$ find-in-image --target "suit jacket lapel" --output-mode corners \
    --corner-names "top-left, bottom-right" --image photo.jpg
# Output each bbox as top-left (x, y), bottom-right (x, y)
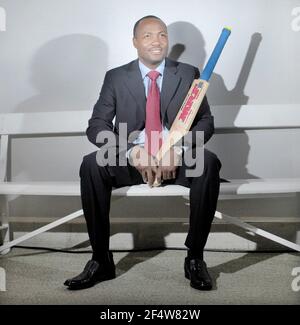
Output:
top-left (125, 60), bottom-right (146, 120)
top-left (161, 58), bottom-right (181, 121)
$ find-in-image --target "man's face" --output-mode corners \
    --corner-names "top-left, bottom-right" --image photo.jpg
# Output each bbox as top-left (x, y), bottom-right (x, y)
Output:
top-left (133, 18), bottom-right (169, 69)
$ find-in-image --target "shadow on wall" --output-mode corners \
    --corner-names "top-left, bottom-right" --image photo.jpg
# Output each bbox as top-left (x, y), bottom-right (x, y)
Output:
top-left (16, 34), bottom-right (108, 112)
top-left (168, 21), bottom-right (262, 179)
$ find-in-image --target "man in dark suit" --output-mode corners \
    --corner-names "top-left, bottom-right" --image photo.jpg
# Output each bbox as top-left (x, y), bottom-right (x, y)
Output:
top-left (64, 15), bottom-right (221, 291)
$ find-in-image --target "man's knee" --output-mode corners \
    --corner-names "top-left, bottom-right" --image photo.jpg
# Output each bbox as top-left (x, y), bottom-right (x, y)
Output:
top-left (182, 148), bottom-right (221, 178)
top-left (204, 150), bottom-right (222, 172)
top-left (79, 151), bottom-right (98, 177)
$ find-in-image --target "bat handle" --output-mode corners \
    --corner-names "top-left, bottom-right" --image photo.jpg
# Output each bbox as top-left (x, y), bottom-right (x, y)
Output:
top-left (151, 135), bottom-right (184, 187)
top-left (152, 178), bottom-right (161, 187)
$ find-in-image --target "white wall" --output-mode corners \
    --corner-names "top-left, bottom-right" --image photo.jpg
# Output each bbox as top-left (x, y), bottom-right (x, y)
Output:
top-left (1, 0), bottom-right (300, 112)
top-left (1, 0), bottom-right (300, 220)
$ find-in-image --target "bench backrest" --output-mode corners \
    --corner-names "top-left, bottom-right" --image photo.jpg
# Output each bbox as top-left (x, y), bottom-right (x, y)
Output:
top-left (1, 104), bottom-right (300, 182)
top-left (0, 111), bottom-right (89, 136)
top-left (1, 104), bottom-right (300, 136)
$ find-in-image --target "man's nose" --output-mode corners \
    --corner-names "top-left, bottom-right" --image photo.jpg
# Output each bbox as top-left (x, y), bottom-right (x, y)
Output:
top-left (151, 35), bottom-right (160, 44)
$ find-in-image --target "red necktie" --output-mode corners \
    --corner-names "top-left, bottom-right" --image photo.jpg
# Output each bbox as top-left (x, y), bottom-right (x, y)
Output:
top-left (145, 71), bottom-right (162, 157)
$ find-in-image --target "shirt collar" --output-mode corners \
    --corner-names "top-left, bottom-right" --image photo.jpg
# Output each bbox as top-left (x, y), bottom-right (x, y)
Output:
top-left (138, 59), bottom-right (165, 79)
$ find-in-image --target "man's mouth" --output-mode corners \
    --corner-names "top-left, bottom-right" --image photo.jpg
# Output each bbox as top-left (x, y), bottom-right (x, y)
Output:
top-left (150, 48), bottom-right (162, 54)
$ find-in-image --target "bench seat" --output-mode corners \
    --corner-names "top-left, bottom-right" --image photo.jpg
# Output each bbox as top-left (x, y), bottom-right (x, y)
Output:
top-left (0, 178), bottom-right (300, 196)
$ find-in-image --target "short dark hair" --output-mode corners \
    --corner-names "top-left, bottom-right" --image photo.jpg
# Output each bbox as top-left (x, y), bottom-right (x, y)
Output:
top-left (133, 15), bottom-right (165, 37)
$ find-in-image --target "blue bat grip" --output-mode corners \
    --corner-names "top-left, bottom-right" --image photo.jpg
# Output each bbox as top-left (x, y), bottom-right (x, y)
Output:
top-left (201, 28), bottom-right (231, 82)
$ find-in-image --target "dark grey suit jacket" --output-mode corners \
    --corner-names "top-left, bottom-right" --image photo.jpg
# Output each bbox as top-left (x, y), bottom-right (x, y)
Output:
top-left (87, 58), bottom-right (214, 155)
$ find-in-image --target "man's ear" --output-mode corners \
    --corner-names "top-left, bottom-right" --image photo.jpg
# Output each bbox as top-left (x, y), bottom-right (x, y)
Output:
top-left (132, 37), bottom-right (137, 49)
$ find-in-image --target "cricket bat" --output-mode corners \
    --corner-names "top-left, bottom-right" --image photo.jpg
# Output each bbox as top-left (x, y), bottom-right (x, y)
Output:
top-left (153, 27), bottom-right (231, 186)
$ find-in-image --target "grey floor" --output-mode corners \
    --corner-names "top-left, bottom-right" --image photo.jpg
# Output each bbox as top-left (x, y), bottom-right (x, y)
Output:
top-left (0, 248), bottom-right (299, 305)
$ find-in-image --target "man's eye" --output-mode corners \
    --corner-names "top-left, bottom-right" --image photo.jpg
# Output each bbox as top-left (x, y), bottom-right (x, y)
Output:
top-left (144, 34), bottom-right (150, 38)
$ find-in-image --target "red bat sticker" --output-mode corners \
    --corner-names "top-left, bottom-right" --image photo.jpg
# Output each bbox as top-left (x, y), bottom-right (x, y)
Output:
top-left (178, 83), bottom-right (201, 123)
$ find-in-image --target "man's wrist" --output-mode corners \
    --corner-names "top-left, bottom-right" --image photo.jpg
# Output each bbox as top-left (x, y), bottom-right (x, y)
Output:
top-left (126, 147), bottom-right (134, 160)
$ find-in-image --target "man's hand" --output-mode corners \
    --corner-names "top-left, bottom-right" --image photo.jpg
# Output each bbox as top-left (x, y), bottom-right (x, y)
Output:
top-left (155, 147), bottom-right (182, 184)
top-left (129, 145), bottom-right (158, 187)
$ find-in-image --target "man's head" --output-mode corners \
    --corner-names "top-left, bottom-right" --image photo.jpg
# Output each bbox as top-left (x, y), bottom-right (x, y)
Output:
top-left (133, 15), bottom-right (169, 69)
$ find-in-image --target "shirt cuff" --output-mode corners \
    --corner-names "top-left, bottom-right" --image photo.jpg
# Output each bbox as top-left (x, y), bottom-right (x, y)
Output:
top-left (126, 147), bottom-right (134, 159)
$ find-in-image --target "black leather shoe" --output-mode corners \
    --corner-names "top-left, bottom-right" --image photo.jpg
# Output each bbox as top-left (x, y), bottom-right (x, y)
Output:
top-left (64, 252), bottom-right (116, 290)
top-left (184, 257), bottom-right (213, 291)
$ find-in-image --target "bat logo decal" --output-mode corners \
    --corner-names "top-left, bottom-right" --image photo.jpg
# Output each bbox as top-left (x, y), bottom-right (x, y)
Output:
top-left (178, 83), bottom-right (201, 123)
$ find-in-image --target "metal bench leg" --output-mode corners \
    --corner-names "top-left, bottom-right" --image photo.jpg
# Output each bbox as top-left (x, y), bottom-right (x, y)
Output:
top-left (0, 209), bottom-right (83, 253)
top-left (0, 224), bottom-right (10, 255)
top-left (0, 195), bottom-right (10, 255)
top-left (215, 211), bottom-right (300, 252)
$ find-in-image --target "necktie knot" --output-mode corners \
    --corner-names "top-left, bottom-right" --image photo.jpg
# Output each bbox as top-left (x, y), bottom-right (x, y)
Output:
top-left (147, 70), bottom-right (160, 81)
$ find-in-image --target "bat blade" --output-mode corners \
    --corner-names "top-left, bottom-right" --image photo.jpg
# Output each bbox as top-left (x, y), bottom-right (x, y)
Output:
top-left (152, 27), bottom-right (231, 186)
top-left (155, 79), bottom-right (209, 162)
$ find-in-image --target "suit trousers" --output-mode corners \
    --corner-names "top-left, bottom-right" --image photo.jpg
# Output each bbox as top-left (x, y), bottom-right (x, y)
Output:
top-left (79, 147), bottom-right (222, 261)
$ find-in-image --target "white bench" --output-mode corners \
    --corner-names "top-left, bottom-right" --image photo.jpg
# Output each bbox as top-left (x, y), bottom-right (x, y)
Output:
top-left (1, 106), bottom-right (300, 254)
